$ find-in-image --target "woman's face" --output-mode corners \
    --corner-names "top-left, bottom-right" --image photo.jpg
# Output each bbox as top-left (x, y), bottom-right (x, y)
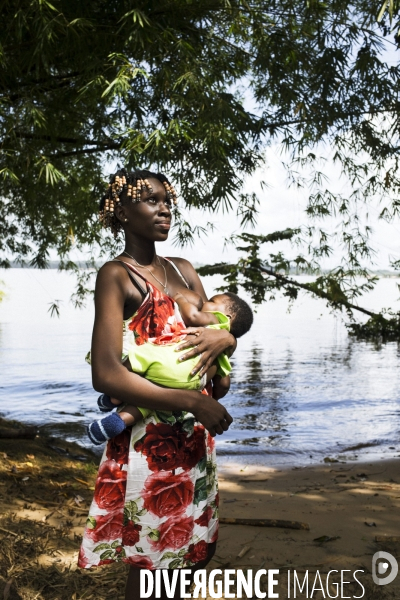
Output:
top-left (119, 177), bottom-right (172, 242)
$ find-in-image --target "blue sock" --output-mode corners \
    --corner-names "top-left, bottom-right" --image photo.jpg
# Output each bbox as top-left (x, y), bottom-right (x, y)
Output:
top-left (87, 412), bottom-right (126, 445)
top-left (97, 394), bottom-right (115, 413)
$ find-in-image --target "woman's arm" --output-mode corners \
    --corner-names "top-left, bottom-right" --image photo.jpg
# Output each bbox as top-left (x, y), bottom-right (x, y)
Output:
top-left (91, 262), bottom-right (233, 436)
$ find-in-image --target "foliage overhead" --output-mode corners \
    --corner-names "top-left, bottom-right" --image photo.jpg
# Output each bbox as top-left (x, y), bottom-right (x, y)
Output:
top-left (1, 0), bottom-right (400, 337)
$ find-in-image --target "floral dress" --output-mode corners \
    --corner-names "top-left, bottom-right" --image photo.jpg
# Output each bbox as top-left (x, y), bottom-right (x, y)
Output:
top-left (78, 266), bottom-right (219, 570)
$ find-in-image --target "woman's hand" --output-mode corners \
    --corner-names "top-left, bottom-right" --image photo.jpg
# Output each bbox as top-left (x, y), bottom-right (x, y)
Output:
top-left (188, 390), bottom-right (233, 437)
top-left (175, 327), bottom-right (236, 377)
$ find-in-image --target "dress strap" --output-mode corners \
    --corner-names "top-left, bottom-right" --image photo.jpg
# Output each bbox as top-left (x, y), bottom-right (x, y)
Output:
top-left (113, 260), bottom-right (147, 296)
top-left (163, 257), bottom-right (190, 289)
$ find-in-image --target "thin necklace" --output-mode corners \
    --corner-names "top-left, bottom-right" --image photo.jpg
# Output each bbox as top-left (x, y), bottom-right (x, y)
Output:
top-left (122, 250), bottom-right (169, 294)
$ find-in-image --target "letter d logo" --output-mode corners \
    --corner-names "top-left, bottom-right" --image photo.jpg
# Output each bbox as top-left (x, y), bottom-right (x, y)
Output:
top-left (372, 551), bottom-right (398, 586)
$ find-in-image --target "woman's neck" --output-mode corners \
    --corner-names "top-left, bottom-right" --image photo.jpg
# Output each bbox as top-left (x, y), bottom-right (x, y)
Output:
top-left (122, 237), bottom-right (157, 266)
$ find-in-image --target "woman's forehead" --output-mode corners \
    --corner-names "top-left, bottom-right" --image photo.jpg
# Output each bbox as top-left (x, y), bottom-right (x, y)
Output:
top-left (147, 178), bottom-right (165, 193)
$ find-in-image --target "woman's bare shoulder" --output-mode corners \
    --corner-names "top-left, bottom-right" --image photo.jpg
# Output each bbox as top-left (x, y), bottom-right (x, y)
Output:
top-left (165, 256), bottom-right (207, 298)
top-left (95, 260), bottom-right (128, 290)
top-left (166, 256), bottom-right (196, 274)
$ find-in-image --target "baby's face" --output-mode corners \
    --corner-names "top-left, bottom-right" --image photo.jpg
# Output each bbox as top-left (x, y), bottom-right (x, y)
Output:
top-left (203, 294), bottom-right (232, 318)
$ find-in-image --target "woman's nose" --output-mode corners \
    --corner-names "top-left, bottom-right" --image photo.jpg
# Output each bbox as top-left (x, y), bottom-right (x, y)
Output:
top-left (158, 200), bottom-right (171, 214)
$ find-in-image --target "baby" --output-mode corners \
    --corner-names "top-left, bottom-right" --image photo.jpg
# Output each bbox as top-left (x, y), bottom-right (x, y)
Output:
top-left (87, 290), bottom-right (253, 444)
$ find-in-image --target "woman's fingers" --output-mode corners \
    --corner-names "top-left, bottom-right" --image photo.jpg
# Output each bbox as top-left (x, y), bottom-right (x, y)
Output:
top-left (196, 355), bottom-right (214, 377)
top-left (220, 419), bottom-right (230, 431)
top-left (175, 331), bottom-right (202, 352)
top-left (224, 411), bottom-right (233, 425)
top-left (214, 423), bottom-right (224, 436)
top-left (191, 394), bottom-right (232, 437)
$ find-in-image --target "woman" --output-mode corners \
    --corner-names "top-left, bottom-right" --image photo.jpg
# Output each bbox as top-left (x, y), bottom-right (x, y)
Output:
top-left (78, 169), bottom-right (235, 599)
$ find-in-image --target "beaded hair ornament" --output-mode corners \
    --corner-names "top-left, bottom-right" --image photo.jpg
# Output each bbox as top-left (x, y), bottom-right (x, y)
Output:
top-left (99, 170), bottom-right (178, 237)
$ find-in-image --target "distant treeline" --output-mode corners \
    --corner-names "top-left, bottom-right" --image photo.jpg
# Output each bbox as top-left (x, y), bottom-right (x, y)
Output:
top-left (4, 262), bottom-right (400, 279)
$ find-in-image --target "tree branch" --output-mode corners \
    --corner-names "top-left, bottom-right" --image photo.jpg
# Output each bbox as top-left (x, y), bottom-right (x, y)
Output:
top-left (260, 265), bottom-right (378, 318)
top-left (49, 143), bottom-right (122, 158)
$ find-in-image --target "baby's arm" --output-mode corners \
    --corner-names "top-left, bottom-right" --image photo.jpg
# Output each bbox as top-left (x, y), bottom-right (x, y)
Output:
top-left (174, 292), bottom-right (219, 327)
top-left (212, 374), bottom-right (231, 400)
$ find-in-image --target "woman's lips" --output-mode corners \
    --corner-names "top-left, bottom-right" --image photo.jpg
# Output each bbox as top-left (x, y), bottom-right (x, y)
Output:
top-left (156, 222), bottom-right (171, 230)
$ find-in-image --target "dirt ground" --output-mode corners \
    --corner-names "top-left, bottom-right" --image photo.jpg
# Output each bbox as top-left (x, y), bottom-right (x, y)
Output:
top-left (0, 417), bottom-right (399, 599)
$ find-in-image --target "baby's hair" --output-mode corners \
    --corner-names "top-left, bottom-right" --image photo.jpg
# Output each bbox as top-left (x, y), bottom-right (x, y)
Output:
top-left (99, 168), bottom-right (177, 237)
top-left (223, 292), bottom-right (253, 338)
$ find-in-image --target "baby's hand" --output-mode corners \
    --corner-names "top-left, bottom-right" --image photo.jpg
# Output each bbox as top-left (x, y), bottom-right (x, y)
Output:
top-left (173, 291), bottom-right (186, 301)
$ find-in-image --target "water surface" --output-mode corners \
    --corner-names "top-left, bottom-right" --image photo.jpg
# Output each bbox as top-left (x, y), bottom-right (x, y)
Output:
top-left (1, 268), bottom-right (399, 466)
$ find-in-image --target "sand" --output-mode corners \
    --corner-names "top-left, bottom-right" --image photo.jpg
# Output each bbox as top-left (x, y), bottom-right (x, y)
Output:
top-left (0, 418), bottom-right (399, 599)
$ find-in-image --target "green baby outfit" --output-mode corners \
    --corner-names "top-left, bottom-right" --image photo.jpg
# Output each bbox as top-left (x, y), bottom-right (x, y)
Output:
top-left (129, 311), bottom-right (231, 419)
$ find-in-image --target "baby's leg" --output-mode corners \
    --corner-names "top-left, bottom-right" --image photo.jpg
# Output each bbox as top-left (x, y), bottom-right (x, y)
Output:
top-left (87, 405), bottom-right (144, 446)
top-left (97, 394), bottom-right (122, 412)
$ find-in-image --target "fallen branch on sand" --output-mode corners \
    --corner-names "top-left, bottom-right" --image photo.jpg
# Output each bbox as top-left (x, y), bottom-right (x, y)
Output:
top-left (219, 517), bottom-right (310, 530)
top-left (0, 426), bottom-right (37, 439)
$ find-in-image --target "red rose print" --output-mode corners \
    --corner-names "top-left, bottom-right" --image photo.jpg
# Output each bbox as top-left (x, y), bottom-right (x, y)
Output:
top-left (210, 524), bottom-right (219, 544)
top-left (126, 555), bottom-right (154, 569)
top-left (150, 516), bottom-right (194, 552)
top-left (86, 510), bottom-right (124, 543)
top-left (134, 422), bottom-right (183, 471)
top-left (207, 431), bottom-right (215, 452)
top-left (94, 460), bottom-right (127, 510)
top-left (98, 558), bottom-right (114, 565)
top-left (106, 428), bottom-right (131, 464)
top-left (195, 506), bottom-right (213, 527)
top-left (142, 471), bottom-right (194, 518)
top-left (184, 540), bottom-right (208, 563)
top-left (122, 521), bottom-right (142, 546)
top-left (128, 286), bottom-right (176, 345)
top-left (135, 422), bottom-right (207, 472)
top-left (180, 426), bottom-right (206, 470)
top-left (77, 547), bottom-right (89, 568)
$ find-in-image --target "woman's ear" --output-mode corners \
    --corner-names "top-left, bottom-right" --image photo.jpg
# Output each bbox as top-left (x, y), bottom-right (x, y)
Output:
top-left (114, 202), bottom-right (128, 225)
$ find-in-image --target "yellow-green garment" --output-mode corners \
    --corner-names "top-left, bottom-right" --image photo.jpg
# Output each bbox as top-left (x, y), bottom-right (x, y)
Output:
top-left (129, 311), bottom-right (231, 418)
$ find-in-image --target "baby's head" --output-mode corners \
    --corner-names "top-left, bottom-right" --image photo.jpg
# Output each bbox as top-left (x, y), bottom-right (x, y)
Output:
top-left (204, 292), bottom-right (253, 338)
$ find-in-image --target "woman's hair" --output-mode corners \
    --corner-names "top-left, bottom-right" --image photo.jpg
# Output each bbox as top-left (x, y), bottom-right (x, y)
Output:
top-left (99, 168), bottom-right (177, 236)
top-left (223, 292), bottom-right (254, 338)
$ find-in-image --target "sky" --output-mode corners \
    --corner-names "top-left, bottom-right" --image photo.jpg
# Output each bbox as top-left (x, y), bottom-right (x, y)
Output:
top-left (151, 143), bottom-right (400, 272)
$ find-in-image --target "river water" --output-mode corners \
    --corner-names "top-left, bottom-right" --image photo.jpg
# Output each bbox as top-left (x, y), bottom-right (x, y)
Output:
top-left (1, 268), bottom-right (400, 467)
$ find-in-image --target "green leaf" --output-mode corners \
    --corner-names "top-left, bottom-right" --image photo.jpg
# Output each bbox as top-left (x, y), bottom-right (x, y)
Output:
top-left (194, 476), bottom-right (208, 506)
top-left (148, 529), bottom-right (160, 541)
top-left (94, 543), bottom-right (111, 553)
top-left (86, 516), bottom-right (96, 529)
top-left (377, 0), bottom-right (389, 22)
top-left (99, 549), bottom-right (115, 560)
top-left (168, 558), bottom-right (183, 569)
top-left (182, 418), bottom-right (195, 435)
top-left (111, 540), bottom-right (122, 549)
top-left (156, 411), bottom-right (176, 425)
top-left (124, 500), bottom-right (138, 518)
top-left (161, 552), bottom-right (178, 560)
top-left (197, 455), bottom-right (207, 473)
top-left (136, 546), bottom-right (144, 553)
top-left (48, 301), bottom-right (61, 318)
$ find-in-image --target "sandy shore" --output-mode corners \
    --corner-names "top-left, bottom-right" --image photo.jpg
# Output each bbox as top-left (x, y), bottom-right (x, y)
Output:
top-left (215, 460), bottom-right (400, 596)
top-left (0, 418), bottom-right (399, 599)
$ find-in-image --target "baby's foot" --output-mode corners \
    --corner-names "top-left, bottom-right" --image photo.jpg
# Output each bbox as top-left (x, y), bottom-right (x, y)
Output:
top-left (87, 413), bottom-right (126, 445)
top-left (97, 394), bottom-right (121, 412)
